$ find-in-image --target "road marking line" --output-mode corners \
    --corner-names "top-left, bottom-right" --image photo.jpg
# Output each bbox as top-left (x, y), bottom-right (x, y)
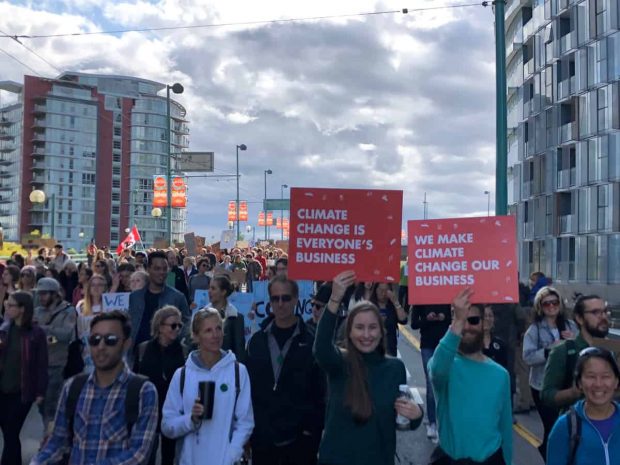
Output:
top-left (400, 325), bottom-right (543, 450)
top-left (397, 349), bottom-right (412, 381)
top-left (513, 422), bottom-right (542, 448)
top-left (399, 324), bottom-right (421, 351)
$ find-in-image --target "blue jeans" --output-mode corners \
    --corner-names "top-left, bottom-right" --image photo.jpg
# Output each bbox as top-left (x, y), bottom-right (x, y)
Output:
top-left (420, 347), bottom-right (436, 425)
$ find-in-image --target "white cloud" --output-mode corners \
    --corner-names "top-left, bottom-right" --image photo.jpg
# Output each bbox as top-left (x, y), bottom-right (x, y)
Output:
top-left (0, 0), bottom-right (497, 239)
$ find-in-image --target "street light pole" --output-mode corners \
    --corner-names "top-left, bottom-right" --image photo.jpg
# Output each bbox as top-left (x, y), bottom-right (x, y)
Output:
top-left (264, 169), bottom-right (272, 241)
top-left (236, 144), bottom-right (247, 241)
top-left (166, 82), bottom-right (184, 246)
top-left (50, 193), bottom-right (55, 239)
top-left (280, 184), bottom-right (288, 240)
top-left (484, 190), bottom-right (491, 216)
top-left (494, 0), bottom-right (508, 215)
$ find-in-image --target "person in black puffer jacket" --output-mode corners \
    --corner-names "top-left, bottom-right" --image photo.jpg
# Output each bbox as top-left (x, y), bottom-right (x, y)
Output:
top-left (134, 305), bottom-right (186, 465)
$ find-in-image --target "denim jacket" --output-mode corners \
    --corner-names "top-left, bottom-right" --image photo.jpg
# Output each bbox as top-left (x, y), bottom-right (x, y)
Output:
top-left (523, 318), bottom-right (578, 390)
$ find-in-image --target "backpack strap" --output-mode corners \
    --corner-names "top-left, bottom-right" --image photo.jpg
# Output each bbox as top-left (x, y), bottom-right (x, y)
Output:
top-left (567, 406), bottom-right (582, 465)
top-left (65, 374), bottom-right (90, 438)
top-left (125, 374), bottom-right (149, 435)
top-left (229, 361), bottom-right (240, 442)
top-left (564, 339), bottom-right (578, 389)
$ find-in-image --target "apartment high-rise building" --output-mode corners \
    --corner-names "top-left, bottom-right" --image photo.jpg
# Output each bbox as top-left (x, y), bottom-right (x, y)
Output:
top-left (506, 0), bottom-right (620, 306)
top-left (0, 72), bottom-right (189, 251)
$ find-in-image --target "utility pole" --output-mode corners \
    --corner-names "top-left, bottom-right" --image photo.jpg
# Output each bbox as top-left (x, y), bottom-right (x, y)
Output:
top-left (423, 192), bottom-right (428, 220)
top-left (494, 0), bottom-right (508, 215)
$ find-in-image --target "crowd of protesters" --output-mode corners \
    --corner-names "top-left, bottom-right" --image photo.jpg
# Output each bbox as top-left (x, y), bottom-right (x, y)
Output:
top-left (0, 242), bottom-right (618, 465)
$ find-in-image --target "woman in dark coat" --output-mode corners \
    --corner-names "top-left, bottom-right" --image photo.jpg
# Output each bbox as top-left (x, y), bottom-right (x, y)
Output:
top-left (0, 291), bottom-right (48, 465)
top-left (134, 305), bottom-right (186, 465)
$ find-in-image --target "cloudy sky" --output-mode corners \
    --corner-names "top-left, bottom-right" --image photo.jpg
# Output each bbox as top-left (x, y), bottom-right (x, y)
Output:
top-left (0, 0), bottom-right (498, 242)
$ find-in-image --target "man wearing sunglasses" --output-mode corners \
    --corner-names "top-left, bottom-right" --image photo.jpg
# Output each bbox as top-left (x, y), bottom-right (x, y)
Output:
top-left (541, 294), bottom-right (610, 410)
top-left (305, 284), bottom-right (331, 338)
top-left (428, 289), bottom-right (513, 465)
top-left (32, 311), bottom-right (158, 465)
top-left (245, 275), bottom-right (324, 465)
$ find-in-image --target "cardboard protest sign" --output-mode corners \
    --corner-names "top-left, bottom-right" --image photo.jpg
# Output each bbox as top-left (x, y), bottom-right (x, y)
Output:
top-left (102, 292), bottom-right (130, 311)
top-left (184, 232), bottom-right (198, 256)
top-left (153, 238), bottom-right (169, 249)
top-left (220, 230), bottom-right (235, 250)
top-left (288, 187), bottom-right (403, 282)
top-left (407, 216), bottom-right (518, 305)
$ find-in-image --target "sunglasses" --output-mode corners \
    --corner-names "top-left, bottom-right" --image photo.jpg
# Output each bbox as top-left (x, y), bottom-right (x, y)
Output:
top-left (270, 294), bottom-right (293, 303)
top-left (312, 301), bottom-right (325, 309)
top-left (161, 323), bottom-right (183, 330)
top-left (541, 299), bottom-right (560, 308)
top-left (88, 334), bottom-right (121, 347)
top-left (466, 316), bottom-right (481, 325)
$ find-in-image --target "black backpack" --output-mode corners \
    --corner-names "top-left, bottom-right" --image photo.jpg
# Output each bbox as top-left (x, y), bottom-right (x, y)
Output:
top-left (63, 373), bottom-right (157, 463)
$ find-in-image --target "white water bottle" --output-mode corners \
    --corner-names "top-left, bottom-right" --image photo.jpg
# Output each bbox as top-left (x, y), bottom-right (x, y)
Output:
top-left (396, 384), bottom-right (412, 430)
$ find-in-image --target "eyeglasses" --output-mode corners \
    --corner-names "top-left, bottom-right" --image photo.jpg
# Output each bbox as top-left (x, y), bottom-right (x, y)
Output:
top-left (270, 294), bottom-right (293, 303)
top-left (88, 334), bottom-right (121, 347)
top-left (541, 299), bottom-right (560, 308)
top-left (161, 323), bottom-right (183, 331)
top-left (466, 316), bottom-right (481, 325)
top-left (583, 308), bottom-right (612, 318)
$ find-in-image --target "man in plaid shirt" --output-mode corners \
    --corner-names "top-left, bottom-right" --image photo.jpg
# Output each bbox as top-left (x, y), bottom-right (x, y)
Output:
top-left (31, 311), bottom-right (158, 465)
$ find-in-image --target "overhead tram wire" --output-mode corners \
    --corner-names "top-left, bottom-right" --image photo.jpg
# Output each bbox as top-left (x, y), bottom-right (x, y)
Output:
top-left (1, 3), bottom-right (490, 40)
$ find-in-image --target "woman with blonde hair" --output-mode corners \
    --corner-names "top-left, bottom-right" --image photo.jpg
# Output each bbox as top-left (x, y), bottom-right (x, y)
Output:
top-left (134, 305), bottom-right (186, 465)
top-left (76, 274), bottom-right (109, 373)
top-left (162, 308), bottom-right (254, 465)
top-left (523, 286), bottom-right (578, 459)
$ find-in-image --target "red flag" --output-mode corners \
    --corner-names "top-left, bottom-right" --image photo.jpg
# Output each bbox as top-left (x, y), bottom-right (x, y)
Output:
top-left (116, 226), bottom-right (142, 255)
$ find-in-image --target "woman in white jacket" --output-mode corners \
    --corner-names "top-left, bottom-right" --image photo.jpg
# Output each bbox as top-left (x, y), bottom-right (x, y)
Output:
top-left (162, 308), bottom-right (254, 465)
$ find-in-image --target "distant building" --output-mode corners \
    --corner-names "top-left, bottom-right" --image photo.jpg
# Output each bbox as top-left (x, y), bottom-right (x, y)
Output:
top-left (0, 72), bottom-right (189, 251)
top-left (506, 0), bottom-right (620, 307)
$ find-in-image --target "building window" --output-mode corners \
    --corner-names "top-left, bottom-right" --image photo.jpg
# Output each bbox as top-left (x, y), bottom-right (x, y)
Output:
top-left (112, 205), bottom-right (120, 215)
top-left (111, 232), bottom-right (119, 242)
top-left (114, 127), bottom-right (121, 137)
top-left (113, 140), bottom-right (121, 150)
top-left (112, 166), bottom-right (121, 176)
top-left (112, 192), bottom-right (120, 201)
top-left (112, 179), bottom-right (121, 189)
top-left (113, 152), bottom-right (121, 163)
top-left (111, 218), bottom-right (119, 227)
top-left (82, 173), bottom-right (96, 185)
top-left (597, 184), bottom-right (609, 230)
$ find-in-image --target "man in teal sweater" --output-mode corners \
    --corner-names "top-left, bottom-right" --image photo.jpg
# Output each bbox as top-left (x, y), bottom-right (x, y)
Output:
top-left (429, 289), bottom-right (512, 465)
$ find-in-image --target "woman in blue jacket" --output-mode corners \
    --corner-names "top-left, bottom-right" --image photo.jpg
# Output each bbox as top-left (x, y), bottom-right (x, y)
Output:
top-left (547, 346), bottom-right (620, 465)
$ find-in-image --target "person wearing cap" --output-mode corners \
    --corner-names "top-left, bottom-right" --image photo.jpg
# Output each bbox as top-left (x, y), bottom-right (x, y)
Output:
top-left (33, 277), bottom-right (77, 431)
top-left (306, 284), bottom-right (331, 338)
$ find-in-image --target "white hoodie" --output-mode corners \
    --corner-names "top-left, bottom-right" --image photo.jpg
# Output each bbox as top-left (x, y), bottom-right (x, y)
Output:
top-left (161, 350), bottom-right (254, 465)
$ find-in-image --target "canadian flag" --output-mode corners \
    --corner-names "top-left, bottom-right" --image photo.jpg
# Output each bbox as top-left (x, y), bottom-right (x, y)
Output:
top-left (116, 226), bottom-right (141, 255)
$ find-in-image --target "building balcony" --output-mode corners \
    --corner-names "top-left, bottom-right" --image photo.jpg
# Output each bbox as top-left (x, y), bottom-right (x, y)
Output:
top-left (523, 20), bottom-right (536, 41)
top-left (0, 130), bottom-right (14, 141)
top-left (557, 77), bottom-right (576, 101)
top-left (559, 122), bottom-right (577, 143)
top-left (524, 58), bottom-right (535, 79)
top-left (0, 196), bottom-right (12, 203)
top-left (0, 207), bottom-right (12, 217)
top-left (32, 118), bottom-right (46, 128)
top-left (559, 214), bottom-right (576, 234)
top-left (557, 168), bottom-right (576, 189)
top-left (31, 133), bottom-right (46, 142)
top-left (30, 174), bottom-right (45, 184)
top-left (32, 147), bottom-right (46, 157)
top-left (31, 161), bottom-right (46, 170)
top-left (32, 104), bottom-right (46, 114)
top-left (560, 32), bottom-right (577, 55)
top-left (0, 144), bottom-right (16, 153)
top-left (0, 116), bottom-right (13, 126)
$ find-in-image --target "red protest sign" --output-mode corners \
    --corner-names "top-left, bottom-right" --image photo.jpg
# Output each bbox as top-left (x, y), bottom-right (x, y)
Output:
top-left (288, 187), bottom-right (403, 282)
top-left (407, 216), bottom-right (518, 305)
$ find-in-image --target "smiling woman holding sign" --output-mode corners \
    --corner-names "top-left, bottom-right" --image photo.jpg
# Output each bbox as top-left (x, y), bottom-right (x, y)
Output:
top-left (314, 271), bottom-right (422, 465)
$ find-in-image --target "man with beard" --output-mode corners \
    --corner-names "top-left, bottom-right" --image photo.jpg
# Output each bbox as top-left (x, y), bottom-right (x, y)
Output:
top-left (541, 294), bottom-right (610, 410)
top-left (428, 289), bottom-right (512, 465)
top-left (31, 311), bottom-right (158, 465)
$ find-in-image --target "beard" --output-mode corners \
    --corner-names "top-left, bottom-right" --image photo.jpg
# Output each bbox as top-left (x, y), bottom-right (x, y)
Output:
top-left (585, 320), bottom-right (609, 338)
top-left (459, 330), bottom-right (484, 354)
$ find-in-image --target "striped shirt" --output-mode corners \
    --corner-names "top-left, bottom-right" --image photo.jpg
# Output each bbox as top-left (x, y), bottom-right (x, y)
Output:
top-left (32, 365), bottom-right (158, 465)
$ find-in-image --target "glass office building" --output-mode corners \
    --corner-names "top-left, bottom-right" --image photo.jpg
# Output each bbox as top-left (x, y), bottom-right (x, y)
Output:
top-left (0, 73), bottom-right (189, 251)
top-left (506, 0), bottom-right (620, 310)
